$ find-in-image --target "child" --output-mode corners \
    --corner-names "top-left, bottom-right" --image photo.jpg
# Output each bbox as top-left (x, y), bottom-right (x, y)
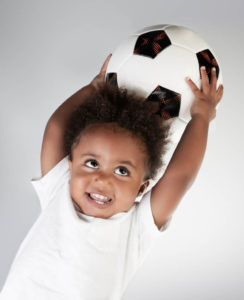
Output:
top-left (0, 54), bottom-right (223, 300)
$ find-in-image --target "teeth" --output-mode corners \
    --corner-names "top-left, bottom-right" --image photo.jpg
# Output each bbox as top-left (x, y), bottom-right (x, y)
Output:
top-left (89, 193), bottom-right (111, 203)
top-left (95, 200), bottom-right (106, 205)
top-left (91, 193), bottom-right (109, 200)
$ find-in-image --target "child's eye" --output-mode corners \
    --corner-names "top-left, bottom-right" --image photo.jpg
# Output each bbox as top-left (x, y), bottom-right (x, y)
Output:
top-left (114, 166), bottom-right (130, 176)
top-left (85, 159), bottom-right (99, 169)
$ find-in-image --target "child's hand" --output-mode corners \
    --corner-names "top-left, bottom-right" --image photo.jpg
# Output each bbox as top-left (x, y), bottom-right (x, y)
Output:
top-left (186, 66), bottom-right (224, 122)
top-left (90, 54), bottom-right (112, 90)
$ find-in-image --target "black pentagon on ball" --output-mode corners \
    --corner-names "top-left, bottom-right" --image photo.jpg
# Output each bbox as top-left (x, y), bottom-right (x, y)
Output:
top-left (197, 49), bottom-right (220, 81)
top-left (134, 30), bottom-right (171, 59)
top-left (147, 85), bottom-right (181, 119)
top-left (106, 72), bottom-right (118, 87)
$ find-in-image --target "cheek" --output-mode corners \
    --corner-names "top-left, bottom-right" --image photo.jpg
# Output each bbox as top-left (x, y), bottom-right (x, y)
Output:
top-left (71, 166), bottom-right (91, 180)
top-left (116, 180), bottom-right (140, 200)
top-left (69, 170), bottom-right (88, 193)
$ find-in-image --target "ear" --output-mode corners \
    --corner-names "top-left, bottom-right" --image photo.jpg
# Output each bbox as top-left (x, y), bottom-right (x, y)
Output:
top-left (137, 180), bottom-right (150, 196)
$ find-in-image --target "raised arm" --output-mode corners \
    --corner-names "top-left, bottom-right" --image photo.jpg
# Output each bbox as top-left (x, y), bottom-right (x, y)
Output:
top-left (151, 67), bottom-right (224, 229)
top-left (40, 54), bottom-right (112, 176)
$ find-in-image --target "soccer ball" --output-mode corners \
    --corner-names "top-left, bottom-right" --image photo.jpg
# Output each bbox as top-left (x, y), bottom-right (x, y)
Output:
top-left (105, 24), bottom-right (223, 127)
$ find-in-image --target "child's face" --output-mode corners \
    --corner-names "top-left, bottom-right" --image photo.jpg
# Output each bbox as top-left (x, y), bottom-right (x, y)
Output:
top-left (68, 123), bottom-right (149, 219)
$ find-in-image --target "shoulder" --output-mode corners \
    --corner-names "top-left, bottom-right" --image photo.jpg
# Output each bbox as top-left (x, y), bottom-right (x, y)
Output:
top-left (31, 156), bottom-right (70, 210)
top-left (136, 191), bottom-right (171, 233)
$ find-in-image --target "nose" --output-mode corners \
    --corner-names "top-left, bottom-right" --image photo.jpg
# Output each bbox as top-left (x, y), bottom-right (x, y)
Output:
top-left (93, 170), bottom-right (112, 187)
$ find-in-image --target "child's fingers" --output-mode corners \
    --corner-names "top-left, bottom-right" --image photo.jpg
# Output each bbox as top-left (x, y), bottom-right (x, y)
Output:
top-left (216, 84), bottom-right (224, 103)
top-left (210, 67), bottom-right (217, 91)
top-left (100, 53), bottom-right (112, 75)
top-left (200, 66), bottom-right (210, 93)
top-left (185, 77), bottom-right (200, 95)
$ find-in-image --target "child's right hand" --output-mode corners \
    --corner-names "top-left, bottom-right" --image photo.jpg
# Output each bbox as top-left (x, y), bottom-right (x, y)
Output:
top-left (186, 66), bottom-right (224, 123)
top-left (90, 54), bottom-right (112, 90)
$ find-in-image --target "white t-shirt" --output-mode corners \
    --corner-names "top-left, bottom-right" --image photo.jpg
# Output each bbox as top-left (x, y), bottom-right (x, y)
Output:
top-left (0, 156), bottom-right (170, 300)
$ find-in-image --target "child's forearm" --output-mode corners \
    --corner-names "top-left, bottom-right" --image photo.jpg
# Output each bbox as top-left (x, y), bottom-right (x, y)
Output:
top-left (40, 83), bottom-right (97, 176)
top-left (46, 55), bottom-right (111, 132)
top-left (151, 68), bottom-right (222, 227)
top-left (48, 83), bottom-right (95, 130)
top-left (165, 115), bottom-right (209, 188)
top-left (48, 55), bottom-right (112, 131)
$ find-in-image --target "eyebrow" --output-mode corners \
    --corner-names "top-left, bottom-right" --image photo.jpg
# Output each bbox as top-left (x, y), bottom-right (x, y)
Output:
top-left (81, 153), bottom-right (100, 158)
top-left (80, 153), bottom-right (137, 170)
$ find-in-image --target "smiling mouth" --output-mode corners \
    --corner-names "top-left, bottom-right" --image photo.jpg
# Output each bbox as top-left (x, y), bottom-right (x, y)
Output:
top-left (87, 193), bottom-right (113, 205)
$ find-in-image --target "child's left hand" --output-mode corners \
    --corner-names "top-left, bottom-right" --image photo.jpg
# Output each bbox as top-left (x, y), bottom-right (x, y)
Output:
top-left (186, 66), bottom-right (224, 122)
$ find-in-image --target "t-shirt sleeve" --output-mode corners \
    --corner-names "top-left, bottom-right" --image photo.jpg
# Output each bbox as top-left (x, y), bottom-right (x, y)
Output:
top-left (30, 156), bottom-right (70, 210)
top-left (135, 190), bottom-right (171, 262)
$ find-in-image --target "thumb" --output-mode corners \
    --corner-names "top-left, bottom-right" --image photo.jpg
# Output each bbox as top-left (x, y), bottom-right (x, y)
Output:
top-left (216, 84), bottom-right (224, 103)
top-left (100, 53), bottom-right (112, 75)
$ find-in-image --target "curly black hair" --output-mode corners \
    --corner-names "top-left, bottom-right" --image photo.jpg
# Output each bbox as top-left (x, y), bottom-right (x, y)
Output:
top-left (64, 82), bottom-right (170, 179)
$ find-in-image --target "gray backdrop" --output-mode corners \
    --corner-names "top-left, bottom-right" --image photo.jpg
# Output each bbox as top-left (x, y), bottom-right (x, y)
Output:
top-left (1, 0), bottom-right (244, 299)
